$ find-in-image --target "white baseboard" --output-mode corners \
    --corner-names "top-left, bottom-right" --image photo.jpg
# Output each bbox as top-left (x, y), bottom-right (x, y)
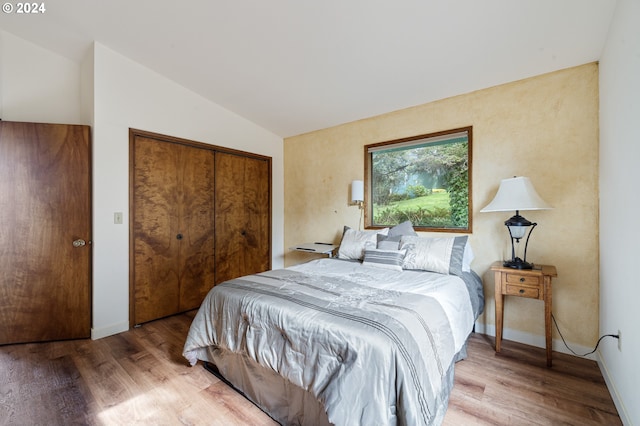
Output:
top-left (473, 322), bottom-right (597, 361)
top-left (91, 321), bottom-right (129, 340)
top-left (597, 353), bottom-right (631, 426)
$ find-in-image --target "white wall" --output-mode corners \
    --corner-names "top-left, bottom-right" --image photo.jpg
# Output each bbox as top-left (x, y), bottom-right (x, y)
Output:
top-left (598, 0), bottom-right (640, 424)
top-left (90, 43), bottom-right (284, 338)
top-left (0, 30), bottom-right (82, 124)
top-left (0, 31), bottom-right (284, 340)
top-left (79, 43), bottom-right (94, 126)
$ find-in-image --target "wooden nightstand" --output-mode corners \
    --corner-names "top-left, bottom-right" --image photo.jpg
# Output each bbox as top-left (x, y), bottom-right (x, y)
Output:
top-left (491, 261), bottom-right (557, 367)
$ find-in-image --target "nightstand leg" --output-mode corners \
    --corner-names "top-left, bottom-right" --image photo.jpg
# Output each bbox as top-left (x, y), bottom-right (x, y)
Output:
top-left (494, 271), bottom-right (504, 352)
top-left (544, 276), bottom-right (553, 367)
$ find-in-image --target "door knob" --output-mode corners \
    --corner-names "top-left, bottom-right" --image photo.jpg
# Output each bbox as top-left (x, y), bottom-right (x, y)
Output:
top-left (73, 239), bottom-right (86, 247)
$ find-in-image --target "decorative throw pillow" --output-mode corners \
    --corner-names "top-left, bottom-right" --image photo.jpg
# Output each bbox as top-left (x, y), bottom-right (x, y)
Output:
top-left (400, 235), bottom-right (469, 275)
top-left (337, 226), bottom-right (389, 260)
top-left (362, 248), bottom-right (407, 271)
top-left (387, 220), bottom-right (418, 238)
top-left (376, 234), bottom-right (402, 250)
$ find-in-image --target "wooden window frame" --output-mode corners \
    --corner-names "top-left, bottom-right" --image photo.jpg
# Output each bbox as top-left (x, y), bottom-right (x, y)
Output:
top-left (364, 126), bottom-right (472, 233)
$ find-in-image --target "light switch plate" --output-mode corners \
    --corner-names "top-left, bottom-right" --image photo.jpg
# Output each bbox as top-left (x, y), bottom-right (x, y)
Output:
top-left (114, 212), bottom-right (123, 224)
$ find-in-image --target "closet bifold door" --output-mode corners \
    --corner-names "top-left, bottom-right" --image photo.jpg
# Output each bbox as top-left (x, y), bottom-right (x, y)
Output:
top-left (214, 151), bottom-right (271, 284)
top-left (131, 134), bottom-right (215, 325)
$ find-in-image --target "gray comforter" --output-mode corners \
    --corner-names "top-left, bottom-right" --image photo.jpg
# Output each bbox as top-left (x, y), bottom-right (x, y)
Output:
top-left (183, 259), bottom-right (483, 425)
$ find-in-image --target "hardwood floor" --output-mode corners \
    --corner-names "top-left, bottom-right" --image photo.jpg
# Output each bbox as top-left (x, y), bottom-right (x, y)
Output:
top-left (0, 311), bottom-right (620, 425)
top-left (445, 334), bottom-right (621, 425)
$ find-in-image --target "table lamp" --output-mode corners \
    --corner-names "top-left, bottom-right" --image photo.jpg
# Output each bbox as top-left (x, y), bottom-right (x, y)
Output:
top-left (481, 176), bottom-right (552, 269)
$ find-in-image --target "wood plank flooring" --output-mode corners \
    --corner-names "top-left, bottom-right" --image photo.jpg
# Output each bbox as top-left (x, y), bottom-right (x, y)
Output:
top-left (0, 311), bottom-right (621, 425)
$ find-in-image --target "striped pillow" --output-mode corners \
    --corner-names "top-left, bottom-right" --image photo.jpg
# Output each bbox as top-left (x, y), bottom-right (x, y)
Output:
top-left (362, 248), bottom-right (407, 271)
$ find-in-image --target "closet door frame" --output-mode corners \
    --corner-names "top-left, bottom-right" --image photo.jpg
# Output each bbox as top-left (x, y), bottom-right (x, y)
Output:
top-left (128, 128), bottom-right (272, 328)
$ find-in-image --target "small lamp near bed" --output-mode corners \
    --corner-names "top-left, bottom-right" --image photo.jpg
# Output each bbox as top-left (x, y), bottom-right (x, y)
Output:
top-left (351, 180), bottom-right (365, 231)
top-left (351, 180), bottom-right (364, 209)
top-left (481, 176), bottom-right (552, 269)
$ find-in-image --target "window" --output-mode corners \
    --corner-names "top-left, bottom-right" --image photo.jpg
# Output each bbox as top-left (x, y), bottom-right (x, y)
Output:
top-left (365, 127), bottom-right (472, 233)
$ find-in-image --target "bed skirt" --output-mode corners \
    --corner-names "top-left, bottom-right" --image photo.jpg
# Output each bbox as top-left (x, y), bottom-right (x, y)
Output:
top-left (203, 340), bottom-right (467, 426)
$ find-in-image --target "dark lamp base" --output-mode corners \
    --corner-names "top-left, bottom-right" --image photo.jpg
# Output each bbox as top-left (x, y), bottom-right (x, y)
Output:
top-left (503, 258), bottom-right (534, 270)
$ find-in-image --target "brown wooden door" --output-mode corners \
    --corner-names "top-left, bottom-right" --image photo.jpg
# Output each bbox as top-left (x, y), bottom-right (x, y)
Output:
top-left (131, 135), bottom-right (215, 325)
top-left (215, 152), bottom-right (271, 284)
top-left (0, 121), bottom-right (92, 345)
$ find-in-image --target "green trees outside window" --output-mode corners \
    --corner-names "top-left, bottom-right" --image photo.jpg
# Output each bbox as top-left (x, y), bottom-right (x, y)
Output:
top-left (365, 127), bottom-right (472, 232)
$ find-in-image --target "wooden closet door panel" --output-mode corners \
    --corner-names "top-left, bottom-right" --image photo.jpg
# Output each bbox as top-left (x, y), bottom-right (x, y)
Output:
top-left (0, 122), bottom-right (91, 344)
top-left (214, 153), bottom-right (245, 284)
top-left (133, 135), bottom-right (216, 324)
top-left (243, 156), bottom-right (271, 274)
top-left (215, 152), bottom-right (270, 284)
top-left (177, 145), bottom-right (215, 312)
top-left (133, 137), bottom-right (182, 324)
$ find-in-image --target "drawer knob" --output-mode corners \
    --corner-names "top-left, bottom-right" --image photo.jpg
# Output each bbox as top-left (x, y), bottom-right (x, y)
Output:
top-left (519, 289), bottom-right (525, 294)
top-left (520, 277), bottom-right (525, 282)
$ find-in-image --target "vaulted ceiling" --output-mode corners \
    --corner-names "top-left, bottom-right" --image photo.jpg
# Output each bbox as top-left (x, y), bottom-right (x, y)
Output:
top-left (0, 0), bottom-right (617, 137)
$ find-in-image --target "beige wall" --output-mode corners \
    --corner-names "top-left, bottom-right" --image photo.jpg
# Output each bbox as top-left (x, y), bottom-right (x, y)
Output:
top-left (284, 63), bottom-right (599, 350)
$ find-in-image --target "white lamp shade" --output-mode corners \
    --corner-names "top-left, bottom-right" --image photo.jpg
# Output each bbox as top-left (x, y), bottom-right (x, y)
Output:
top-left (481, 177), bottom-right (552, 212)
top-left (351, 180), bottom-right (364, 203)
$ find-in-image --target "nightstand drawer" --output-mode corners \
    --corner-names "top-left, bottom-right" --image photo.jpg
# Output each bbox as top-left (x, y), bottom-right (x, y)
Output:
top-left (505, 284), bottom-right (540, 298)
top-left (505, 273), bottom-right (541, 287)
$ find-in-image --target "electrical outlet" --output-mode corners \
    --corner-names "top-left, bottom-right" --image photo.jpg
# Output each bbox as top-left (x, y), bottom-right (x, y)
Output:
top-left (618, 330), bottom-right (622, 352)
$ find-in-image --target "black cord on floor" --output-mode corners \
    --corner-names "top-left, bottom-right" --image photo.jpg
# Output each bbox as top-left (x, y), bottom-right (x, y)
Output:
top-left (551, 313), bottom-right (618, 357)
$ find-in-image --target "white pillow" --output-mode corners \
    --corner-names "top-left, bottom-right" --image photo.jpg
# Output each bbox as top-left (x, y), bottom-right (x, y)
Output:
top-left (400, 236), bottom-right (454, 274)
top-left (338, 227), bottom-right (389, 260)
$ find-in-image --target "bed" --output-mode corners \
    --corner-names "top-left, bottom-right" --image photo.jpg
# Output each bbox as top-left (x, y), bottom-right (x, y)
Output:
top-left (183, 227), bottom-right (484, 426)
